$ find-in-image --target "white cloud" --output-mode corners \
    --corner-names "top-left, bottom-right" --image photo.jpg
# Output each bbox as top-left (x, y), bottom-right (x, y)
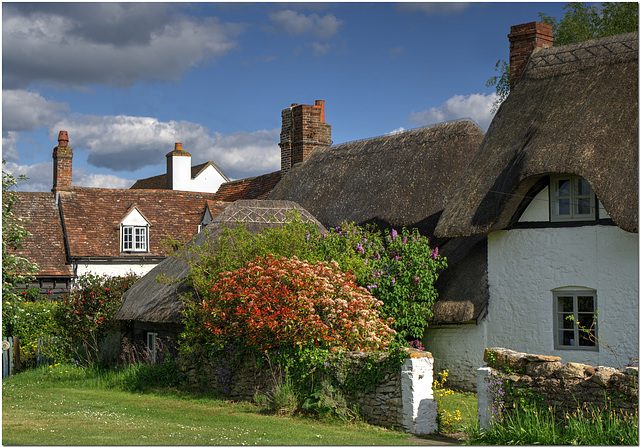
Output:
top-left (2, 90), bottom-right (69, 132)
top-left (408, 93), bottom-right (498, 131)
top-left (2, 131), bottom-right (21, 161)
top-left (311, 42), bottom-right (332, 56)
top-left (48, 114), bottom-right (280, 180)
top-left (2, 4), bottom-right (245, 88)
top-left (2, 160), bottom-right (134, 192)
top-left (268, 10), bottom-right (342, 40)
top-left (387, 127), bottom-right (406, 136)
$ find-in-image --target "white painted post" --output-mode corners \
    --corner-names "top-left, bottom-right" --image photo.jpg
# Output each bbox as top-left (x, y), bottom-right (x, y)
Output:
top-left (401, 350), bottom-right (438, 435)
top-left (477, 366), bottom-right (493, 430)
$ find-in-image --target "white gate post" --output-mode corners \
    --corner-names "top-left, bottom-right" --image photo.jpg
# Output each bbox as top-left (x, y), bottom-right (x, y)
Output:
top-left (401, 350), bottom-right (438, 435)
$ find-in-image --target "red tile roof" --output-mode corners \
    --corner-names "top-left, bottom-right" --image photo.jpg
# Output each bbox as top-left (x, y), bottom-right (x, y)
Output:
top-left (10, 193), bottom-right (74, 277)
top-left (58, 187), bottom-right (229, 258)
top-left (214, 171), bottom-right (282, 201)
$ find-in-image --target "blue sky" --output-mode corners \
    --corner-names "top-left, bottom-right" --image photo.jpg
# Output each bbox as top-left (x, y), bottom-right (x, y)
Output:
top-left (3, 2), bottom-right (568, 192)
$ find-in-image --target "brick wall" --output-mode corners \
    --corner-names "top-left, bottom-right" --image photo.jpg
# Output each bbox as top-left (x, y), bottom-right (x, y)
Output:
top-left (509, 22), bottom-right (554, 89)
top-left (279, 100), bottom-right (332, 174)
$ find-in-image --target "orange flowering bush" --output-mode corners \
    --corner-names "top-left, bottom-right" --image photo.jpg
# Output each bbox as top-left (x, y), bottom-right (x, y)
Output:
top-left (196, 255), bottom-right (396, 352)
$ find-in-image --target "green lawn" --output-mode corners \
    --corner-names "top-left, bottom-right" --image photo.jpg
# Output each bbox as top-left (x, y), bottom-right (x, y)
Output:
top-left (2, 364), bottom-right (429, 445)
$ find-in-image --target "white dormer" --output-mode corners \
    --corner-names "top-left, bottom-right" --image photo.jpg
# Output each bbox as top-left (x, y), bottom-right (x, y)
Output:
top-left (518, 175), bottom-right (611, 224)
top-left (120, 206), bottom-right (151, 253)
top-left (166, 143), bottom-right (229, 193)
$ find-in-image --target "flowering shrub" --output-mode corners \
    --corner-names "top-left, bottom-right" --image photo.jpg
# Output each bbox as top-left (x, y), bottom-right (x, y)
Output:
top-left (55, 273), bottom-right (139, 365)
top-left (13, 300), bottom-right (67, 367)
top-left (367, 227), bottom-right (447, 340)
top-left (187, 219), bottom-right (446, 342)
top-left (194, 255), bottom-right (395, 352)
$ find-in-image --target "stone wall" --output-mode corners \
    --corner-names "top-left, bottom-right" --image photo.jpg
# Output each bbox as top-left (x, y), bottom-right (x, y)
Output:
top-left (477, 347), bottom-right (638, 429)
top-left (179, 348), bottom-right (436, 435)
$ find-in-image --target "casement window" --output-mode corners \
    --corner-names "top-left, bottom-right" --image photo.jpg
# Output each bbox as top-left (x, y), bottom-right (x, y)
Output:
top-left (553, 289), bottom-right (598, 351)
top-left (122, 225), bottom-right (148, 252)
top-left (120, 206), bottom-right (151, 253)
top-left (146, 332), bottom-right (158, 364)
top-left (550, 175), bottom-right (595, 222)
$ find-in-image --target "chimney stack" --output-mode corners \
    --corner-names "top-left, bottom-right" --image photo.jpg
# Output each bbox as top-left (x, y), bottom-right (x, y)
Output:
top-left (52, 130), bottom-right (73, 192)
top-left (279, 100), bottom-right (332, 174)
top-left (166, 142), bottom-right (192, 189)
top-left (509, 22), bottom-right (554, 89)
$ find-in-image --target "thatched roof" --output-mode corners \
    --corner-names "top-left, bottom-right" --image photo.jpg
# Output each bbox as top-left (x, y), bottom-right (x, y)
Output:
top-left (435, 31), bottom-right (639, 238)
top-left (268, 120), bottom-right (485, 242)
top-left (116, 200), bottom-right (326, 324)
top-left (268, 120), bottom-right (489, 324)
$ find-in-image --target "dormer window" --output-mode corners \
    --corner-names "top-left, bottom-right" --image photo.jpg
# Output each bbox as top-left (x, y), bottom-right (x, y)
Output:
top-left (120, 206), bottom-right (151, 253)
top-left (550, 175), bottom-right (595, 222)
top-left (122, 226), bottom-right (147, 251)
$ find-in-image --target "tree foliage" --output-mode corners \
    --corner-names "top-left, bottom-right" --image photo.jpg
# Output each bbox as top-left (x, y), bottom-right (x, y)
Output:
top-left (487, 2), bottom-right (639, 110)
top-left (2, 161), bottom-right (39, 335)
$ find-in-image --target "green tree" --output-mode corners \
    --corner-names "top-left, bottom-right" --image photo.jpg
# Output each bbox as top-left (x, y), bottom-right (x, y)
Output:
top-left (487, 2), bottom-right (639, 110)
top-left (2, 161), bottom-right (39, 335)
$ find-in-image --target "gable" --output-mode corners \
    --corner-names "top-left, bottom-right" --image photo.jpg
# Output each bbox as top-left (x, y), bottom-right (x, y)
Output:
top-left (121, 206), bottom-right (151, 226)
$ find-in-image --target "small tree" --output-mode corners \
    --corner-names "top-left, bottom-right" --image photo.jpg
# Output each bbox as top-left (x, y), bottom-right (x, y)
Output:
top-left (2, 161), bottom-right (39, 335)
top-left (487, 2), bottom-right (639, 111)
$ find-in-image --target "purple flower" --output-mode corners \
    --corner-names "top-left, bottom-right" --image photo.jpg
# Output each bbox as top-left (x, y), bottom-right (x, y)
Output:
top-left (432, 247), bottom-right (439, 259)
top-left (414, 276), bottom-right (420, 283)
top-left (402, 237), bottom-right (407, 245)
top-left (356, 243), bottom-right (365, 254)
top-left (391, 277), bottom-right (396, 284)
top-left (390, 228), bottom-right (398, 241)
top-left (305, 231), bottom-right (310, 241)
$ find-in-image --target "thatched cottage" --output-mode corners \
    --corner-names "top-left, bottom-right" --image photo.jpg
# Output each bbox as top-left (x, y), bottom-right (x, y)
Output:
top-left (115, 199), bottom-right (326, 358)
top-left (427, 23), bottom-right (638, 388)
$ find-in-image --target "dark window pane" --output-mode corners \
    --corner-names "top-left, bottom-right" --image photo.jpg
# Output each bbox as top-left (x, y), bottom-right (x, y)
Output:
top-left (576, 178), bottom-right (591, 196)
top-left (579, 330), bottom-right (596, 346)
top-left (577, 296), bottom-right (594, 312)
top-left (556, 179), bottom-right (570, 197)
top-left (575, 198), bottom-right (591, 215)
top-left (558, 296), bottom-right (574, 312)
top-left (562, 315), bottom-right (575, 329)
top-left (561, 330), bottom-right (575, 346)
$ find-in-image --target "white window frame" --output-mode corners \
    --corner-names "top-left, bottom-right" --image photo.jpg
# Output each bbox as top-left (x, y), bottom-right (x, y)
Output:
top-left (550, 175), bottom-right (596, 222)
top-left (146, 332), bottom-right (158, 364)
top-left (121, 225), bottom-right (148, 252)
top-left (553, 289), bottom-right (598, 351)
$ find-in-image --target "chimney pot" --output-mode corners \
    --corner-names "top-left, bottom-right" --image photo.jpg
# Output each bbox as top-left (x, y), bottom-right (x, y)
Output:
top-left (58, 130), bottom-right (69, 147)
top-left (175, 143), bottom-right (182, 151)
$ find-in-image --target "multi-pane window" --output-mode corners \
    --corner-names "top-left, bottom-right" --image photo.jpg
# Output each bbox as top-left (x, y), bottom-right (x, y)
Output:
top-left (551, 175), bottom-right (595, 221)
top-left (146, 332), bottom-right (158, 363)
top-left (553, 290), bottom-right (597, 351)
top-left (122, 225), bottom-right (148, 252)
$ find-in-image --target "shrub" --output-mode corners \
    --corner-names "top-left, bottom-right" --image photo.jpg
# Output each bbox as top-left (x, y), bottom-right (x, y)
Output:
top-left (13, 300), bottom-right (67, 367)
top-left (55, 273), bottom-right (139, 366)
top-left (193, 255), bottom-right (395, 352)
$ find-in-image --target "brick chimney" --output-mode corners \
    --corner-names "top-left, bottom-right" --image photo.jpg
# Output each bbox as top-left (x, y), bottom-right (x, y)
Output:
top-left (166, 142), bottom-right (192, 190)
top-left (509, 22), bottom-right (554, 89)
top-left (52, 130), bottom-right (73, 192)
top-left (279, 100), bottom-right (332, 174)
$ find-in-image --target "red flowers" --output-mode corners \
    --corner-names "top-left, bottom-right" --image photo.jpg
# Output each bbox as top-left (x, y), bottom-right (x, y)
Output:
top-left (196, 255), bottom-right (395, 352)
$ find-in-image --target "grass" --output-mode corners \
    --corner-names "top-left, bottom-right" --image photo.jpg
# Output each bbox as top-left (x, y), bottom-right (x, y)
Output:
top-left (3, 363), bottom-right (426, 445)
top-left (464, 401), bottom-right (639, 445)
top-left (437, 388), bottom-right (477, 433)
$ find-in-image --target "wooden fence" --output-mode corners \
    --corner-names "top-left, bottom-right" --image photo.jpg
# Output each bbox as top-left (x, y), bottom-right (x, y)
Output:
top-left (2, 337), bottom-right (61, 379)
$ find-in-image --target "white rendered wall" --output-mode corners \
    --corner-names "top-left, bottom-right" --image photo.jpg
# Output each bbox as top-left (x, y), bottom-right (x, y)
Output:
top-left (75, 262), bottom-right (158, 278)
top-left (184, 165), bottom-right (227, 194)
top-left (169, 155), bottom-right (193, 191)
top-left (423, 323), bottom-right (486, 391)
top-left (486, 225), bottom-right (638, 368)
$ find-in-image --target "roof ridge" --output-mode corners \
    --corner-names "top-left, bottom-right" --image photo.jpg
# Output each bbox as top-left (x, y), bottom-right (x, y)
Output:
top-left (331, 119), bottom-right (480, 149)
